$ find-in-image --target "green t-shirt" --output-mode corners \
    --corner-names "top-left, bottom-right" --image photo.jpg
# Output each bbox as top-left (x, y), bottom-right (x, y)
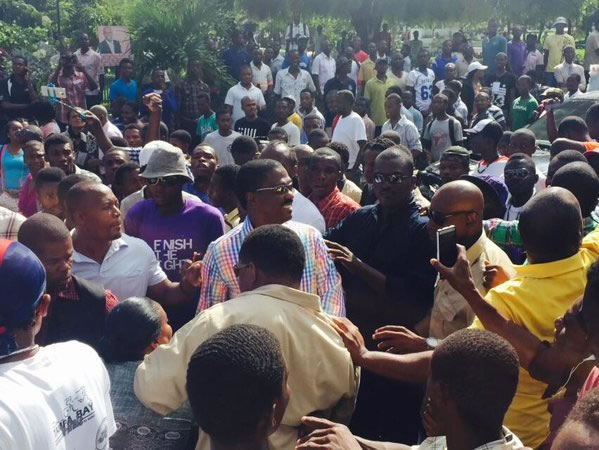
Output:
top-left (511, 96), bottom-right (538, 131)
top-left (196, 112), bottom-right (218, 141)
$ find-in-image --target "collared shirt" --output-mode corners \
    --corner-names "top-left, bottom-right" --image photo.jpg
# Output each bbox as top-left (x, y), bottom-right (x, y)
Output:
top-left (381, 116), bottom-right (423, 152)
top-left (365, 76), bottom-right (400, 126)
top-left (564, 89), bottom-right (583, 102)
top-left (223, 207), bottom-right (240, 231)
top-left (325, 199), bottom-right (436, 346)
top-left (198, 218), bottom-right (345, 316)
top-left (196, 112), bottom-right (218, 141)
top-left (543, 33), bottom-right (575, 73)
top-left (553, 61), bottom-right (586, 90)
top-left (470, 156), bottom-right (509, 179)
top-left (484, 212), bottom-right (599, 264)
top-left (273, 68), bottom-right (316, 108)
top-left (74, 48), bottom-right (104, 95)
top-left (72, 233), bottom-right (167, 300)
top-left (471, 226), bottom-right (599, 449)
top-left (175, 78), bottom-right (210, 120)
top-left (523, 49), bottom-right (544, 74)
top-left (0, 206), bottom-right (25, 239)
top-left (362, 114), bottom-right (376, 140)
top-left (311, 187), bottom-right (360, 230)
top-left (56, 70), bottom-right (88, 123)
top-left (429, 232), bottom-right (514, 339)
top-left (270, 54), bottom-right (285, 78)
top-left (224, 82), bottom-right (266, 122)
top-left (135, 284), bottom-right (358, 450)
top-left (250, 61), bottom-right (273, 91)
top-left (312, 52), bottom-right (337, 92)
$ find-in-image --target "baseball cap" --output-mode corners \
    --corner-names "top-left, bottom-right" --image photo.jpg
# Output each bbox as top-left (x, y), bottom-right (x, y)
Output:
top-left (0, 240), bottom-right (46, 354)
top-left (442, 146), bottom-right (471, 158)
top-left (283, 94), bottom-right (296, 106)
top-left (464, 118), bottom-right (496, 135)
top-left (467, 61), bottom-right (488, 74)
top-left (462, 175), bottom-right (509, 206)
top-left (554, 17), bottom-right (568, 26)
top-left (140, 141), bottom-right (193, 182)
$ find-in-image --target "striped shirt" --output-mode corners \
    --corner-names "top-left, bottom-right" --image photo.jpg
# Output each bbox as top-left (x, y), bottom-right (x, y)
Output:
top-left (311, 187), bottom-right (360, 230)
top-left (0, 206), bottom-right (25, 240)
top-left (198, 218), bottom-right (345, 316)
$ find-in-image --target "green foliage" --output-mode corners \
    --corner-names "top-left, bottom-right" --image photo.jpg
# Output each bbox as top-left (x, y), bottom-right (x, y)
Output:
top-left (0, 0), bottom-right (44, 28)
top-left (126, 0), bottom-right (236, 91)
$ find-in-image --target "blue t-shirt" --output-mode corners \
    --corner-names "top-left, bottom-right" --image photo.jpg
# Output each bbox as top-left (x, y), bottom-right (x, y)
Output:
top-left (483, 35), bottom-right (508, 74)
top-left (1, 145), bottom-right (29, 191)
top-left (433, 55), bottom-right (458, 80)
top-left (222, 47), bottom-right (251, 80)
top-left (109, 79), bottom-right (138, 103)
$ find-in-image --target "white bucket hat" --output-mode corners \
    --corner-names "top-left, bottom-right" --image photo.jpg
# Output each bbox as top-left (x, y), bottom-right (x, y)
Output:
top-left (139, 141), bottom-right (193, 183)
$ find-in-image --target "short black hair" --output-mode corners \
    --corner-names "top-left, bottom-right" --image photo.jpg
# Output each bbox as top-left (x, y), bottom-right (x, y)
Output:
top-left (213, 164), bottom-right (240, 192)
top-left (549, 150), bottom-right (588, 183)
top-left (44, 133), bottom-right (73, 154)
top-left (431, 329), bottom-right (519, 432)
top-left (506, 152), bottom-right (535, 168)
top-left (586, 104), bottom-right (599, 125)
top-left (552, 162), bottom-right (599, 217)
top-left (34, 167), bottom-right (66, 191)
top-left (447, 79), bottom-right (463, 94)
top-left (186, 324), bottom-right (286, 445)
top-left (561, 387), bottom-right (599, 432)
top-left (113, 162), bottom-right (140, 186)
top-left (119, 58), bottom-right (133, 68)
top-left (197, 91), bottom-right (211, 103)
top-left (123, 123), bottom-right (142, 133)
top-left (231, 135), bottom-right (259, 160)
top-left (235, 159), bottom-right (282, 209)
top-left (239, 224), bottom-right (305, 282)
top-left (215, 108), bottom-right (232, 119)
top-left (376, 146), bottom-right (414, 172)
top-left (268, 127), bottom-right (289, 143)
top-left (327, 142), bottom-right (350, 168)
top-left (363, 137), bottom-right (396, 154)
top-left (307, 129), bottom-right (328, 147)
top-left (519, 188), bottom-right (582, 260)
top-left (558, 116), bottom-right (588, 138)
top-left (18, 213), bottom-right (70, 256)
top-left (385, 86), bottom-right (403, 98)
top-left (385, 93), bottom-right (402, 104)
top-left (58, 174), bottom-right (96, 205)
top-left (30, 101), bottom-right (56, 123)
top-left (121, 101), bottom-right (139, 114)
top-left (170, 129), bottom-right (192, 145)
top-left (101, 297), bottom-right (163, 363)
top-left (300, 88), bottom-right (314, 98)
top-left (110, 136), bottom-right (128, 147)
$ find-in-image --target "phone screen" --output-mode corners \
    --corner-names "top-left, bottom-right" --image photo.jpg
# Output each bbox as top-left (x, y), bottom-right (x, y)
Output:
top-left (437, 225), bottom-right (457, 267)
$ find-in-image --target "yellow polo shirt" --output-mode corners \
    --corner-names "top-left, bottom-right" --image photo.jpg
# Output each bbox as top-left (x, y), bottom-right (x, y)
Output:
top-left (358, 58), bottom-right (376, 85)
top-left (289, 111), bottom-right (303, 131)
top-left (543, 33), bottom-right (575, 73)
top-left (471, 227), bottom-right (599, 448)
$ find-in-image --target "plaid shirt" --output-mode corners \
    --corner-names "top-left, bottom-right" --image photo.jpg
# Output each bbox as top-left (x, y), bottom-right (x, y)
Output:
top-left (485, 213), bottom-right (599, 264)
top-left (311, 187), bottom-right (361, 230)
top-left (198, 218), bottom-right (345, 316)
top-left (56, 70), bottom-right (88, 124)
top-left (0, 206), bottom-right (25, 240)
top-left (175, 78), bottom-right (210, 120)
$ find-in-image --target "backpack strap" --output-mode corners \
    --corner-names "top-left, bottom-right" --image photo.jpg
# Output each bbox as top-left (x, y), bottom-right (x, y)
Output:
top-left (448, 117), bottom-right (456, 145)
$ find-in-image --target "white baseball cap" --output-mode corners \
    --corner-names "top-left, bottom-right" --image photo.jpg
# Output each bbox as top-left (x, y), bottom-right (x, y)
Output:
top-left (467, 61), bottom-right (488, 74)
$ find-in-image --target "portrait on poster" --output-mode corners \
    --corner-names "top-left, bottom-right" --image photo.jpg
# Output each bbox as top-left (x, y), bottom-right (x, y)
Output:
top-left (97, 26), bottom-right (132, 66)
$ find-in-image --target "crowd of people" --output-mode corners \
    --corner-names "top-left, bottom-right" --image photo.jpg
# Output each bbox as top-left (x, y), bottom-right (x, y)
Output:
top-left (3, 12), bottom-right (599, 450)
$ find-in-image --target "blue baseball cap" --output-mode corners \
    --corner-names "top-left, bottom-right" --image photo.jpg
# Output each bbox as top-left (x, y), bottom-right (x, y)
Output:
top-left (461, 175), bottom-right (509, 206)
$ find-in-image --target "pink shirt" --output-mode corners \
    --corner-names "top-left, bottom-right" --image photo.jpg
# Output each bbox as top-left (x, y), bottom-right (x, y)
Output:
top-left (18, 174), bottom-right (38, 217)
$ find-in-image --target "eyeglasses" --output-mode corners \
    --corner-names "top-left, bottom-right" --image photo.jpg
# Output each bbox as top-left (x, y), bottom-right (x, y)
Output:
top-left (233, 263), bottom-right (250, 277)
top-left (254, 183), bottom-right (294, 194)
top-left (427, 208), bottom-right (477, 226)
top-left (147, 176), bottom-right (181, 186)
top-left (504, 168), bottom-right (531, 179)
top-left (373, 173), bottom-right (412, 184)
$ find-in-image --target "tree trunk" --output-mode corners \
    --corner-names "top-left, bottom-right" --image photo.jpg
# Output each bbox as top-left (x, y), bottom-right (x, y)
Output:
top-left (351, 0), bottom-right (382, 44)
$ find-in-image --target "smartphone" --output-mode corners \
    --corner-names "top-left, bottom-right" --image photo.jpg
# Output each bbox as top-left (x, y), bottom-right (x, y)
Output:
top-left (437, 225), bottom-right (457, 267)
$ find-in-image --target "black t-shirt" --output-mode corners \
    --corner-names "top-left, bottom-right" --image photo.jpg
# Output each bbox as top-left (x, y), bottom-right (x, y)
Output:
top-left (0, 74), bottom-right (36, 120)
top-left (234, 117), bottom-right (271, 140)
top-left (485, 72), bottom-right (517, 113)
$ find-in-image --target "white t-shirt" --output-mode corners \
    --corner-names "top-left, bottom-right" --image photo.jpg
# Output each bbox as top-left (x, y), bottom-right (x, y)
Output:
top-left (470, 156), bottom-right (509, 179)
top-left (271, 121), bottom-right (301, 146)
top-left (0, 341), bottom-right (115, 450)
top-left (202, 130), bottom-right (242, 165)
top-left (331, 111), bottom-right (367, 167)
top-left (224, 83), bottom-right (266, 123)
top-left (406, 68), bottom-right (435, 112)
top-left (250, 61), bottom-right (273, 92)
top-left (292, 190), bottom-right (326, 233)
top-left (349, 60), bottom-right (360, 85)
top-left (423, 117), bottom-right (463, 162)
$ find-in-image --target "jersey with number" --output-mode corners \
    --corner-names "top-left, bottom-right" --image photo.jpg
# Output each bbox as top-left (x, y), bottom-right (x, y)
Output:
top-left (407, 68), bottom-right (435, 113)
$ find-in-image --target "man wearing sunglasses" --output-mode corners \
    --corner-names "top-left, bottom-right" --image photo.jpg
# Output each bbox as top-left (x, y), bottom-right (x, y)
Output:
top-left (125, 142), bottom-right (225, 329)
top-left (503, 153), bottom-right (538, 221)
top-left (198, 159), bottom-right (344, 317)
top-left (324, 147), bottom-right (436, 443)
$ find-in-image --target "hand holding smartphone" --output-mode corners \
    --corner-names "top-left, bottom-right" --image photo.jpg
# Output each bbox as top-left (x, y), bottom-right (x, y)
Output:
top-left (437, 225), bottom-right (457, 268)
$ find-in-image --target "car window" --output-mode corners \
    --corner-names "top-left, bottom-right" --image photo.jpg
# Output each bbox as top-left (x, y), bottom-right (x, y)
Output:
top-left (528, 100), bottom-right (597, 145)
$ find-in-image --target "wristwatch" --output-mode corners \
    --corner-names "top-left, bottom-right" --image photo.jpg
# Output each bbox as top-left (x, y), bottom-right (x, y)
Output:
top-left (426, 337), bottom-right (440, 350)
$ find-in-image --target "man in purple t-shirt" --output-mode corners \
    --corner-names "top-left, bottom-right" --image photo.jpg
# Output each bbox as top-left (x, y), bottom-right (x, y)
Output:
top-left (125, 141), bottom-right (225, 328)
top-left (508, 26), bottom-right (527, 77)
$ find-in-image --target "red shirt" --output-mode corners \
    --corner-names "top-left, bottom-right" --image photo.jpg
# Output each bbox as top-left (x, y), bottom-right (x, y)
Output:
top-left (312, 186), bottom-right (360, 229)
top-left (354, 50), bottom-right (369, 63)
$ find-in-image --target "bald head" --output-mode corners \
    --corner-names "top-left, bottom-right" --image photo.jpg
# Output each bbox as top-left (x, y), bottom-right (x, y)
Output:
top-left (519, 187), bottom-right (582, 263)
top-left (259, 141), bottom-right (297, 178)
top-left (433, 180), bottom-right (484, 216)
top-left (310, 148), bottom-right (343, 172)
top-left (508, 129), bottom-right (536, 156)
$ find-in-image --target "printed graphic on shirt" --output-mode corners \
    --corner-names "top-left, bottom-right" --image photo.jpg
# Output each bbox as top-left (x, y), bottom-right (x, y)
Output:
top-left (491, 81), bottom-right (507, 108)
top-left (153, 238), bottom-right (193, 272)
top-left (53, 387), bottom-right (96, 445)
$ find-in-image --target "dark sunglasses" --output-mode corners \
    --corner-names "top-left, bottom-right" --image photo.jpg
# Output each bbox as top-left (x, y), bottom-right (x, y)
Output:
top-left (373, 173), bottom-right (411, 184)
top-left (504, 168), bottom-right (531, 179)
top-left (427, 208), bottom-right (477, 226)
top-left (254, 183), bottom-right (294, 194)
top-left (147, 176), bottom-right (181, 186)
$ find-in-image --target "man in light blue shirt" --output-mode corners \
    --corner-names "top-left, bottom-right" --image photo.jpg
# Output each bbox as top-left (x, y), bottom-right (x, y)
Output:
top-left (483, 19), bottom-right (507, 75)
